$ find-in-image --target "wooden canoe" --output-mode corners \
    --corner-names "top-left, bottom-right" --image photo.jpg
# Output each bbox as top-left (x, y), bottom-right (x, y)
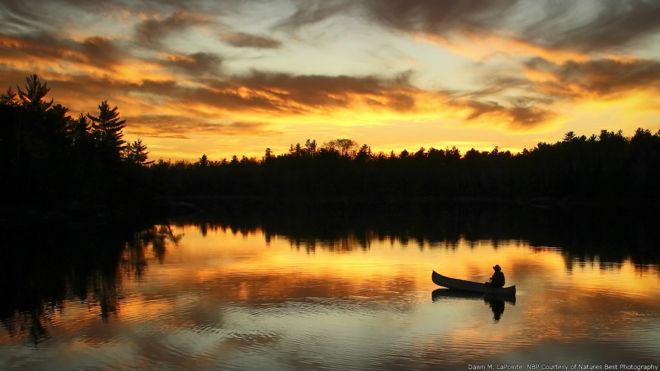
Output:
top-left (432, 271), bottom-right (516, 296)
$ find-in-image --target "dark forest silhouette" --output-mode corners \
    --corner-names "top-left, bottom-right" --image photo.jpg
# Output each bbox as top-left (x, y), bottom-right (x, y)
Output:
top-left (1, 74), bottom-right (659, 217)
top-left (0, 75), bottom-right (153, 219)
top-left (155, 126), bottom-right (659, 204)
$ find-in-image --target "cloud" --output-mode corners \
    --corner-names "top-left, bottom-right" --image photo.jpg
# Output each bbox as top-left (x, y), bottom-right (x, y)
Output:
top-left (9, 67), bottom-right (419, 113)
top-left (163, 52), bottom-right (223, 76)
top-left (523, 0), bottom-right (660, 52)
top-left (0, 33), bottom-right (124, 69)
top-left (455, 55), bottom-right (660, 127)
top-left (0, 63), bottom-right (557, 131)
top-left (418, 32), bottom-right (589, 64)
top-left (220, 31), bottom-right (282, 49)
top-left (525, 57), bottom-right (660, 98)
top-left (456, 76), bottom-right (531, 99)
top-left (449, 74), bottom-right (555, 128)
top-left (0, 33), bottom-right (72, 62)
top-left (506, 105), bottom-right (554, 128)
top-left (276, 0), bottom-right (660, 57)
top-left (224, 70), bottom-right (418, 111)
top-left (0, 2), bottom-right (49, 35)
top-left (461, 99), bottom-right (554, 128)
top-left (274, 0), bottom-right (353, 30)
top-left (125, 115), bottom-right (276, 138)
top-left (275, 0), bottom-right (519, 39)
top-left (135, 10), bottom-right (209, 48)
top-left (363, 0), bottom-right (517, 35)
top-left (79, 36), bottom-right (123, 67)
top-left (365, 0), bottom-right (660, 54)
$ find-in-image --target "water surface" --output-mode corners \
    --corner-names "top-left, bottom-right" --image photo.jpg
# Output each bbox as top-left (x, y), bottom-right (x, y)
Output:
top-left (0, 218), bottom-right (658, 370)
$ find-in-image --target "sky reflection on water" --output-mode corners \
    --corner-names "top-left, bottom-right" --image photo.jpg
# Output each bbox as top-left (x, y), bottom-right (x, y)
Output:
top-left (0, 223), bottom-right (658, 370)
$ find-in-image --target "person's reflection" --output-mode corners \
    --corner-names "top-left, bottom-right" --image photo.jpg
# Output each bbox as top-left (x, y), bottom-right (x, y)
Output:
top-left (485, 297), bottom-right (505, 321)
top-left (432, 289), bottom-right (514, 322)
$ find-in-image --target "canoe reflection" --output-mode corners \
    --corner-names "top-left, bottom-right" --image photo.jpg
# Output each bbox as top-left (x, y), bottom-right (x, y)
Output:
top-left (431, 288), bottom-right (516, 322)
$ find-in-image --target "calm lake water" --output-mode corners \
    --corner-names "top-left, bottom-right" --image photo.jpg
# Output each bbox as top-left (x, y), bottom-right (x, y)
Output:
top-left (1, 212), bottom-right (659, 370)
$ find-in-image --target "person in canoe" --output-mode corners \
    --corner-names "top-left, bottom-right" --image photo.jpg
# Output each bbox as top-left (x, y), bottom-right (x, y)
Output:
top-left (486, 265), bottom-right (505, 288)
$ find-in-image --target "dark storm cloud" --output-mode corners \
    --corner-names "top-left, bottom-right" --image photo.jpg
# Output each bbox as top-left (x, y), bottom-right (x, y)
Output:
top-left (135, 10), bottom-right (209, 47)
top-left (526, 57), bottom-right (660, 97)
top-left (220, 32), bottom-right (282, 49)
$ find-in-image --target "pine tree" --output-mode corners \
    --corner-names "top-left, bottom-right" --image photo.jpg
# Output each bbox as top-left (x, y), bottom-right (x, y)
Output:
top-left (17, 74), bottom-right (53, 112)
top-left (87, 101), bottom-right (126, 160)
top-left (125, 139), bottom-right (150, 165)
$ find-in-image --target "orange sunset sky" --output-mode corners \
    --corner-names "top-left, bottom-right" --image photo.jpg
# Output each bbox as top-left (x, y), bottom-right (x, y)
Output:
top-left (1, 0), bottom-right (660, 161)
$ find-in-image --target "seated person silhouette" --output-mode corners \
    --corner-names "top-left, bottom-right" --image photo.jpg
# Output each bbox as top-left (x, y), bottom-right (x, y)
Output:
top-left (486, 264), bottom-right (505, 288)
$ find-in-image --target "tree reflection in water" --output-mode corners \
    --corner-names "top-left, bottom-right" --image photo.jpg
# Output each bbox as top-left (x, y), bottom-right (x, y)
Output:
top-left (0, 223), bottom-right (180, 343)
top-left (183, 204), bottom-right (659, 265)
top-left (0, 205), bottom-right (657, 343)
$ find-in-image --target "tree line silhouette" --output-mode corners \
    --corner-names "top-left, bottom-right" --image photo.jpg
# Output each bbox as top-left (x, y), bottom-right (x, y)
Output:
top-left (154, 130), bottom-right (659, 206)
top-left (0, 75), bottom-right (153, 218)
top-left (1, 74), bottom-right (659, 216)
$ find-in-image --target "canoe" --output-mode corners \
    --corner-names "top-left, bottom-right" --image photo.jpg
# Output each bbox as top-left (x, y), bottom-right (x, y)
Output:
top-left (432, 271), bottom-right (516, 296)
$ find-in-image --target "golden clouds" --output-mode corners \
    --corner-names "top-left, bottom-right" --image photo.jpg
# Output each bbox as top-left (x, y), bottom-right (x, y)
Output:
top-left (1, 0), bottom-right (660, 160)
